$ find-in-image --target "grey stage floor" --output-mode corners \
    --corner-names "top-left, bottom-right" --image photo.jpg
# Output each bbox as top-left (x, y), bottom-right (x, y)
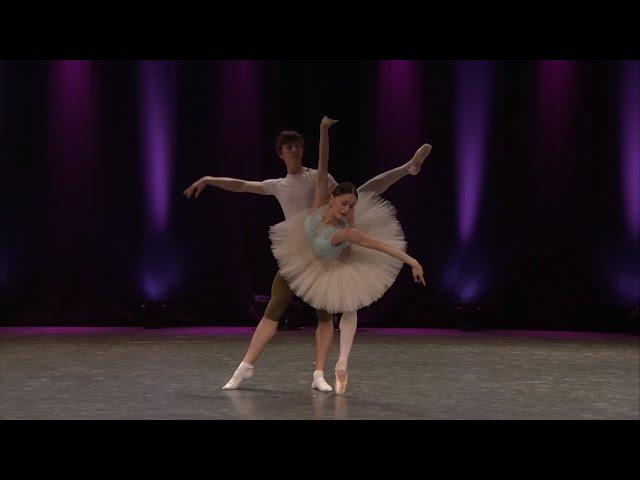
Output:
top-left (0, 327), bottom-right (638, 420)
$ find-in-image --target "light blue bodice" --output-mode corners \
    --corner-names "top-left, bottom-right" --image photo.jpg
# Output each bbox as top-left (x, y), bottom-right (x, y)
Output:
top-left (304, 206), bottom-right (350, 260)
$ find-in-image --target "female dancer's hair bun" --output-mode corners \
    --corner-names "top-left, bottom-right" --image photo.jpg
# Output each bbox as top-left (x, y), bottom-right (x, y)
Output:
top-left (332, 182), bottom-right (358, 197)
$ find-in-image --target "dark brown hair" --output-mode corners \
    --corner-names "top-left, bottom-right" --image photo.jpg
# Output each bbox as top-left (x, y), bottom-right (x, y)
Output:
top-left (332, 182), bottom-right (358, 198)
top-left (276, 130), bottom-right (305, 154)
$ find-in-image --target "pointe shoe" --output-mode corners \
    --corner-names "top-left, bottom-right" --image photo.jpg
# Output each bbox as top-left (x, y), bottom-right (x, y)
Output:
top-left (407, 143), bottom-right (432, 176)
top-left (335, 369), bottom-right (348, 395)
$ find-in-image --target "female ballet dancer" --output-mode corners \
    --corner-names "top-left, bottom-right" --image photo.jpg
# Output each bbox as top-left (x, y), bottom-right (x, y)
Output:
top-left (270, 116), bottom-right (427, 393)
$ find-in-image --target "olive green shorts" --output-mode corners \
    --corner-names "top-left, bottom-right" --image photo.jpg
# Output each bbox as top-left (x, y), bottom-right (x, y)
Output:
top-left (263, 271), bottom-right (333, 323)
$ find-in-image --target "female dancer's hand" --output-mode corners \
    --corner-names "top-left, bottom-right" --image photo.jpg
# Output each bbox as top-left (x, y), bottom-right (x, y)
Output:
top-left (183, 176), bottom-right (211, 199)
top-left (320, 116), bottom-right (339, 129)
top-left (410, 260), bottom-right (426, 286)
top-left (338, 245), bottom-right (352, 261)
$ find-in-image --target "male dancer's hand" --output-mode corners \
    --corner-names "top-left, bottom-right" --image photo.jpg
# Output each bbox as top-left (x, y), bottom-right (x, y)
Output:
top-left (320, 116), bottom-right (339, 129)
top-left (183, 177), bottom-right (211, 199)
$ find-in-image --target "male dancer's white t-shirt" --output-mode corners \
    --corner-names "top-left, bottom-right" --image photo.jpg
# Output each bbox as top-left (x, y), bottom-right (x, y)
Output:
top-left (262, 167), bottom-right (338, 220)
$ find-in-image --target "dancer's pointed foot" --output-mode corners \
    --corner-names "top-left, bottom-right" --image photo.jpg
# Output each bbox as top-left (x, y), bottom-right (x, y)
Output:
top-left (407, 143), bottom-right (432, 176)
top-left (222, 361), bottom-right (254, 390)
top-left (311, 370), bottom-right (333, 392)
top-left (335, 369), bottom-right (348, 395)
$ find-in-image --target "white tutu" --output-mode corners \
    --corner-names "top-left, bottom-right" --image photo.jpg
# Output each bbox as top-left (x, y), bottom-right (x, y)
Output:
top-left (269, 191), bottom-right (406, 313)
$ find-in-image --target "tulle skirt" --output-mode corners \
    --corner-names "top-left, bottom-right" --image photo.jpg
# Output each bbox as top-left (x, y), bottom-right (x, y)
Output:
top-left (269, 191), bottom-right (406, 313)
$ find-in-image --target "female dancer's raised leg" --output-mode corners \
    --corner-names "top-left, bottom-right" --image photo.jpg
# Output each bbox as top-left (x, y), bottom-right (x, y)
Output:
top-left (357, 143), bottom-right (431, 194)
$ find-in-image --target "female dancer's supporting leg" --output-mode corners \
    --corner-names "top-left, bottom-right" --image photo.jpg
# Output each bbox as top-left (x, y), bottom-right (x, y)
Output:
top-left (331, 143), bottom-right (432, 394)
top-left (335, 310), bottom-right (358, 394)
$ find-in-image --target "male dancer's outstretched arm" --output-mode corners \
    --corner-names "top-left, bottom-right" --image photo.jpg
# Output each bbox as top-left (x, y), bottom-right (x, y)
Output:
top-left (183, 176), bottom-right (267, 198)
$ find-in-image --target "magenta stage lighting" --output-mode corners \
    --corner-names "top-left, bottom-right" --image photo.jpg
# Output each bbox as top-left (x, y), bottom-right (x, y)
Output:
top-left (139, 239), bottom-right (183, 305)
top-left (537, 61), bottom-right (575, 141)
top-left (216, 61), bottom-right (263, 155)
top-left (213, 60), bottom-right (265, 305)
top-left (620, 61), bottom-right (639, 242)
top-left (443, 248), bottom-right (488, 307)
top-left (44, 60), bottom-right (93, 305)
top-left (606, 62), bottom-right (640, 310)
top-left (616, 271), bottom-right (639, 306)
top-left (443, 61), bottom-right (494, 309)
top-left (535, 61), bottom-right (577, 198)
top-left (455, 61), bottom-right (493, 246)
top-left (48, 61), bottom-right (93, 189)
top-left (141, 257), bottom-right (178, 302)
top-left (140, 61), bottom-right (175, 236)
top-left (47, 61), bottom-right (93, 202)
top-left (602, 250), bottom-right (639, 312)
top-left (138, 61), bottom-right (178, 303)
top-left (375, 60), bottom-right (423, 168)
top-left (0, 64), bottom-right (5, 289)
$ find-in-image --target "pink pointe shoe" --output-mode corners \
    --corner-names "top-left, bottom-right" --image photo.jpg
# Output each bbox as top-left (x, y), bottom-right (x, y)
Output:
top-left (407, 143), bottom-right (432, 176)
top-left (335, 369), bottom-right (348, 395)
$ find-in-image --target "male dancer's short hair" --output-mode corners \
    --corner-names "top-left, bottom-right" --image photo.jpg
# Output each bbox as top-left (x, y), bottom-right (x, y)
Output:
top-left (276, 130), bottom-right (305, 154)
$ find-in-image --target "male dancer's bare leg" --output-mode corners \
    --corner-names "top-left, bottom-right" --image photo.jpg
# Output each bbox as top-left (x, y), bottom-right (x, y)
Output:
top-left (223, 273), bottom-right (335, 391)
top-left (223, 273), bottom-right (291, 390)
top-left (222, 316), bottom-right (277, 390)
top-left (311, 314), bottom-right (334, 392)
top-left (224, 315), bottom-right (335, 391)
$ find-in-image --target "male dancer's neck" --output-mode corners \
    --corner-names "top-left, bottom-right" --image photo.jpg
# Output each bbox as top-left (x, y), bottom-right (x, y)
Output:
top-left (286, 163), bottom-right (304, 175)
